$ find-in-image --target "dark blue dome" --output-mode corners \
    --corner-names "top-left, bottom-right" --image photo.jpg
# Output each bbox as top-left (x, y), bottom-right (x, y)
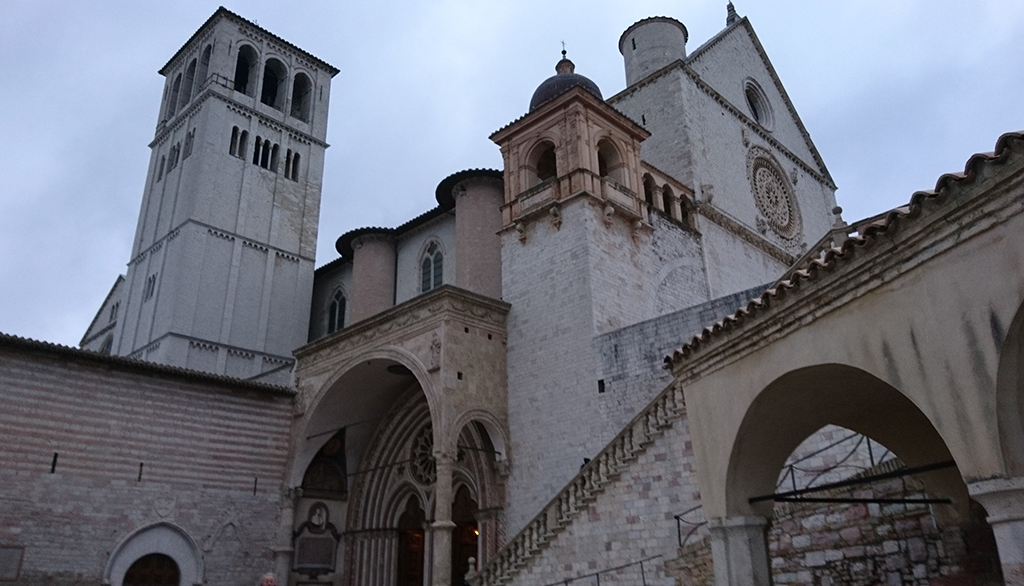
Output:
top-left (529, 57), bottom-right (602, 111)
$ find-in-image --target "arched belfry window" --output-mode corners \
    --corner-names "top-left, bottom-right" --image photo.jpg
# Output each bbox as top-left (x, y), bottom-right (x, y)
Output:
top-left (178, 59), bottom-right (197, 112)
top-left (527, 140), bottom-right (557, 186)
top-left (195, 45), bottom-right (212, 93)
top-left (166, 74), bottom-right (182, 119)
top-left (327, 290), bottom-right (346, 334)
top-left (291, 72), bottom-right (313, 121)
top-left (596, 138), bottom-right (624, 183)
top-left (234, 45), bottom-right (258, 96)
top-left (261, 58), bottom-right (288, 110)
top-left (420, 241), bottom-right (443, 293)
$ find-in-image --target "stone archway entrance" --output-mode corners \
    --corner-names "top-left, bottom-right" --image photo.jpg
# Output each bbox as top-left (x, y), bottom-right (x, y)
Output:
top-left (123, 554), bottom-right (180, 586)
top-left (397, 496), bottom-right (427, 586)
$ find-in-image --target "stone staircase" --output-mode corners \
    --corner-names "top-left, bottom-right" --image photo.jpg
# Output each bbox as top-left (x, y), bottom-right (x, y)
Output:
top-left (469, 381), bottom-right (686, 586)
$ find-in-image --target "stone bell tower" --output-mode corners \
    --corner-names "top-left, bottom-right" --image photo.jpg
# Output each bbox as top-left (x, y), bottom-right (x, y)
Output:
top-left (491, 54), bottom-right (659, 532)
top-left (112, 8), bottom-right (338, 382)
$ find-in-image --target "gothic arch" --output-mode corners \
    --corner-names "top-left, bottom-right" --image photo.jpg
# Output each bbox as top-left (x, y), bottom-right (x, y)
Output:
top-left (418, 238), bottom-right (445, 293)
top-left (995, 296), bottom-right (1024, 476)
top-left (103, 522), bottom-right (203, 586)
top-left (725, 363), bottom-right (968, 520)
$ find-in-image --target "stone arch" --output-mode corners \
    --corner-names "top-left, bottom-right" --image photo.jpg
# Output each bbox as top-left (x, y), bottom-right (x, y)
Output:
top-left (726, 363), bottom-right (968, 520)
top-left (995, 297), bottom-right (1024, 476)
top-left (292, 345), bottom-right (439, 488)
top-left (525, 139), bottom-right (558, 187)
top-left (260, 57), bottom-right (288, 110)
top-left (447, 409), bottom-right (508, 464)
top-left (103, 522), bottom-right (203, 586)
top-left (290, 71), bottom-right (313, 121)
top-left (233, 44), bottom-right (258, 96)
top-left (596, 137), bottom-right (625, 184)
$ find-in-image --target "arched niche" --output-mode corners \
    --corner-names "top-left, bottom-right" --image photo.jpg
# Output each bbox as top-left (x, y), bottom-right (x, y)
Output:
top-left (103, 522), bottom-right (203, 586)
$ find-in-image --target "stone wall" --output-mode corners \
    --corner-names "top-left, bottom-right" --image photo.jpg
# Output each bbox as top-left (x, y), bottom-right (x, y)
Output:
top-left (0, 336), bottom-right (294, 585)
top-left (666, 460), bottom-right (1004, 586)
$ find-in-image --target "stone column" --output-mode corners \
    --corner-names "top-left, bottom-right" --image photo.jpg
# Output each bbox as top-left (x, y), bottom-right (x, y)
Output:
top-left (969, 477), bottom-right (1024, 585)
top-left (707, 516), bottom-right (771, 586)
top-left (431, 449), bottom-right (457, 586)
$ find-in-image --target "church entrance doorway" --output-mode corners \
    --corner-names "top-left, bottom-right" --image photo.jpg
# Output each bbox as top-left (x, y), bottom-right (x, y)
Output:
top-left (123, 553), bottom-right (180, 586)
top-left (451, 485), bottom-right (479, 584)
top-left (397, 496), bottom-right (426, 586)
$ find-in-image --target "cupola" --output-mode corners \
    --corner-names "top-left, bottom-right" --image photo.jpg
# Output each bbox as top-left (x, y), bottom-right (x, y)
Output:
top-left (529, 52), bottom-right (603, 111)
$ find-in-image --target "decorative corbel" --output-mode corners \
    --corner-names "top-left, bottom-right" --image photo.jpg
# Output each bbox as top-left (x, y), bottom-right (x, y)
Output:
top-left (631, 219), bottom-right (644, 240)
top-left (790, 168), bottom-right (799, 185)
top-left (549, 204), bottom-right (562, 230)
top-left (742, 128), bottom-right (750, 147)
top-left (515, 222), bottom-right (527, 243)
top-left (603, 204), bottom-right (615, 227)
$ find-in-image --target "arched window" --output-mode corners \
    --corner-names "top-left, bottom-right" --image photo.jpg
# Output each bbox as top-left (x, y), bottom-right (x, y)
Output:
top-left (327, 291), bottom-right (346, 334)
top-left (166, 74), bottom-right (182, 119)
top-left (643, 174), bottom-right (655, 207)
top-left (195, 45), bottom-right (212, 93)
top-left (229, 127), bottom-right (239, 156)
top-left (234, 45), bottom-right (258, 96)
top-left (123, 553), bottom-right (180, 586)
top-left (285, 149), bottom-right (293, 179)
top-left (596, 138), bottom-right (624, 183)
top-left (420, 241), bottom-right (443, 293)
top-left (260, 58), bottom-right (288, 110)
top-left (270, 144), bottom-right (279, 172)
top-left (662, 184), bottom-right (675, 219)
top-left (238, 131), bottom-right (248, 159)
top-left (99, 336), bottom-right (113, 355)
top-left (527, 141), bottom-right (556, 186)
top-left (253, 136), bottom-right (262, 165)
top-left (157, 155), bottom-right (165, 182)
top-left (291, 152), bottom-right (300, 181)
top-left (261, 140), bottom-right (271, 168)
top-left (291, 72), bottom-right (313, 121)
top-left (178, 59), bottom-right (197, 112)
top-left (743, 79), bottom-right (774, 130)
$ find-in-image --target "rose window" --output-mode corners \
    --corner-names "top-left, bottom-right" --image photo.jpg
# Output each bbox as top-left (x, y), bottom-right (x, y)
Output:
top-left (409, 425), bottom-right (436, 485)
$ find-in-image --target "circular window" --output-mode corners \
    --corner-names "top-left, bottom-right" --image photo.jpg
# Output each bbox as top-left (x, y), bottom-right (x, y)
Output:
top-left (747, 148), bottom-right (799, 238)
top-left (409, 425), bottom-right (436, 485)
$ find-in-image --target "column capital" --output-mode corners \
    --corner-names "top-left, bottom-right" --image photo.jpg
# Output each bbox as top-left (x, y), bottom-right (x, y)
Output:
top-left (968, 476), bottom-right (1024, 523)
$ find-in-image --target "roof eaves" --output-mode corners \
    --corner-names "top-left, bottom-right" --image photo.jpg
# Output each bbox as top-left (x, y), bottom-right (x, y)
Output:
top-left (159, 7), bottom-right (339, 77)
top-left (1, 331), bottom-right (295, 396)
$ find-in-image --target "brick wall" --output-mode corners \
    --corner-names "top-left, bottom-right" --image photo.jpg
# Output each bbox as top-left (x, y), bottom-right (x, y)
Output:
top-left (0, 337), bottom-right (294, 585)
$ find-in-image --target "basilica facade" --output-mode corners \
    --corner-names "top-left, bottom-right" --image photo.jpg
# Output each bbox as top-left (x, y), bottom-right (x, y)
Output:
top-left (3, 5), bottom-right (1023, 586)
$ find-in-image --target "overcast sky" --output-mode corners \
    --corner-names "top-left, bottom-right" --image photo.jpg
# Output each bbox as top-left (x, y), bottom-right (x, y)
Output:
top-left (1, 0), bottom-right (1021, 347)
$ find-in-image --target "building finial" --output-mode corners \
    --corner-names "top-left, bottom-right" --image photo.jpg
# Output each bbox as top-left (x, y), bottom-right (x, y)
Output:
top-left (555, 42), bottom-right (574, 75)
top-left (726, 2), bottom-right (739, 25)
